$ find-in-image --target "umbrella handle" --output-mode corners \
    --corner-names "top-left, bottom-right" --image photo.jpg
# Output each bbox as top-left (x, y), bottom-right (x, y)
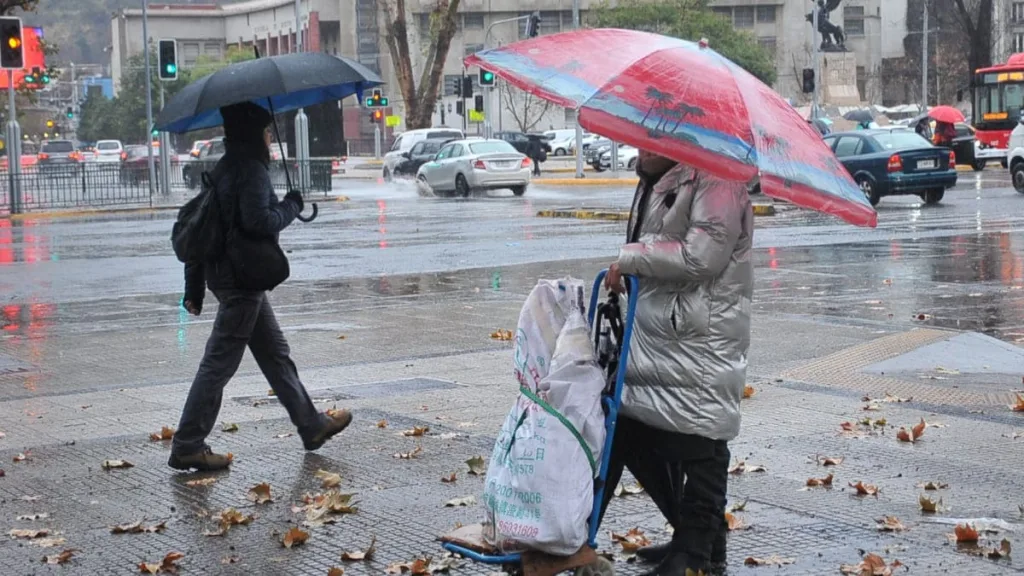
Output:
top-left (296, 202), bottom-right (318, 223)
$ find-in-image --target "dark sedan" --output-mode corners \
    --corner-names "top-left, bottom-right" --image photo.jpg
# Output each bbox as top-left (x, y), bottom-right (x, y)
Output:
top-left (393, 138), bottom-right (450, 177)
top-left (823, 129), bottom-right (957, 206)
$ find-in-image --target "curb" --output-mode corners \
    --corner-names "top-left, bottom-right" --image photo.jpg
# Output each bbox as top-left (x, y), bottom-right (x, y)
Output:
top-left (537, 203), bottom-right (776, 221)
top-left (1, 206), bottom-right (178, 221)
top-left (536, 177), bottom-right (639, 186)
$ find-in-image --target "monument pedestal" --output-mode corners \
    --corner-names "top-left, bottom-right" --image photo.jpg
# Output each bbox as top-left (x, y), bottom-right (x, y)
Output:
top-left (822, 51), bottom-right (861, 106)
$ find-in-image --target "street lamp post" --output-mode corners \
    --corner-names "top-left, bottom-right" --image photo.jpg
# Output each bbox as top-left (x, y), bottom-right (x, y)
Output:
top-left (142, 0), bottom-right (157, 198)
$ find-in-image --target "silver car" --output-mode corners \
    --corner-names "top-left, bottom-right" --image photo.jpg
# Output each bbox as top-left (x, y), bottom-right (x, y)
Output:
top-left (416, 139), bottom-right (532, 197)
top-left (94, 139), bottom-right (124, 165)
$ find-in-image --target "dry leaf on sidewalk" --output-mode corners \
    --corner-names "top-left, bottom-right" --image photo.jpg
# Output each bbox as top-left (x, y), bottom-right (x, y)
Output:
top-left (184, 477), bottom-right (217, 488)
top-left (611, 527), bottom-right (651, 553)
top-left (466, 456), bottom-right (486, 475)
top-left (1011, 394), bottom-right (1024, 412)
top-left (444, 496), bottom-right (476, 507)
top-left (744, 555), bottom-right (794, 567)
top-left (9, 528), bottom-right (49, 539)
top-left (341, 535), bottom-right (376, 561)
top-left (742, 385), bottom-right (756, 399)
top-left (315, 469), bottom-right (342, 489)
top-left (377, 419), bottom-right (388, 428)
top-left (917, 481), bottom-right (948, 490)
top-left (301, 491), bottom-right (359, 526)
top-left (403, 426), bottom-right (429, 437)
top-left (490, 329), bottom-right (513, 341)
top-left (247, 483), bottom-right (273, 504)
top-left (839, 553), bottom-right (899, 576)
top-left (328, 568), bottom-right (344, 576)
top-left (849, 481), bottom-right (879, 496)
top-left (41, 549), bottom-right (76, 565)
top-left (394, 446), bottom-right (423, 459)
top-left (441, 472), bottom-right (457, 483)
top-left (919, 495), bottom-right (944, 513)
top-left (614, 483), bottom-right (644, 497)
top-left (282, 527), bottom-right (309, 548)
top-left (876, 516), bottom-right (907, 532)
top-left (149, 427), bottom-right (175, 441)
top-left (138, 551), bottom-right (184, 574)
top-left (16, 513), bottom-right (49, 521)
top-left (806, 473), bottom-right (834, 488)
top-left (221, 422), bottom-right (239, 433)
top-left (110, 521), bottom-right (166, 534)
top-left (728, 460), bottom-right (766, 475)
top-left (952, 524), bottom-right (980, 543)
top-left (881, 393), bottom-right (912, 403)
top-left (724, 512), bottom-right (748, 531)
top-left (817, 456), bottom-right (844, 466)
top-left (896, 418), bottom-right (926, 443)
top-left (32, 537), bottom-right (66, 548)
top-left (13, 452), bottom-right (30, 463)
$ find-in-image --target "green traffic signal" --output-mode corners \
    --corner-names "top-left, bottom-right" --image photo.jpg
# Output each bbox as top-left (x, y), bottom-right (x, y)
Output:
top-left (41, 73), bottom-right (49, 84)
top-left (165, 64), bottom-right (176, 75)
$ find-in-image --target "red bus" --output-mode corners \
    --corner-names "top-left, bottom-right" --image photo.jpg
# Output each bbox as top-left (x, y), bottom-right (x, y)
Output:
top-left (973, 53), bottom-right (1024, 151)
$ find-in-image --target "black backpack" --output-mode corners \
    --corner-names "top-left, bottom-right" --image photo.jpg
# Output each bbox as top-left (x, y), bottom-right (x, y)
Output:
top-left (171, 171), bottom-right (224, 263)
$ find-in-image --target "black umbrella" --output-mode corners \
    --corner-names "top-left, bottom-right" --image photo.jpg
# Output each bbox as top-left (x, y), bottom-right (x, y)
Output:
top-left (842, 109), bottom-right (875, 124)
top-left (155, 52), bottom-right (382, 133)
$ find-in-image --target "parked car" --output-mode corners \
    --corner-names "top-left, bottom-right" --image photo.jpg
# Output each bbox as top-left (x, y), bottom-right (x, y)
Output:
top-left (0, 141), bottom-right (38, 170)
top-left (416, 138), bottom-right (531, 197)
top-left (586, 139), bottom-right (614, 171)
top-left (94, 139), bottom-right (125, 165)
top-left (189, 139), bottom-right (210, 159)
top-left (823, 128), bottom-right (957, 206)
top-left (183, 137), bottom-right (225, 189)
top-left (38, 139), bottom-right (83, 177)
top-left (383, 127), bottom-right (464, 181)
top-left (393, 138), bottom-right (452, 177)
top-left (599, 145), bottom-right (638, 170)
top-left (494, 131), bottom-right (551, 157)
top-left (1006, 121), bottom-right (1024, 194)
top-left (120, 145), bottom-right (160, 186)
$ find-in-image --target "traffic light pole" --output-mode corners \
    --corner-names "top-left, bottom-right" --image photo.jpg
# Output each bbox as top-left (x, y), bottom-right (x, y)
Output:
top-left (373, 123), bottom-right (381, 159)
top-left (6, 69), bottom-right (22, 214)
top-left (811, 4), bottom-right (820, 119)
top-left (142, 0), bottom-right (157, 199)
top-left (572, 0), bottom-right (584, 179)
top-left (293, 0), bottom-right (310, 193)
top-left (482, 15), bottom-right (532, 140)
top-left (158, 84), bottom-right (171, 196)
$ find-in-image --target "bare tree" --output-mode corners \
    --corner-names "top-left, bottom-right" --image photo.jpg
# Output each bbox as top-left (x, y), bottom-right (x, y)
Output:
top-left (0, 1), bottom-right (38, 14)
top-left (499, 82), bottom-right (552, 133)
top-left (952, 0), bottom-right (994, 81)
top-left (378, 0), bottom-right (461, 129)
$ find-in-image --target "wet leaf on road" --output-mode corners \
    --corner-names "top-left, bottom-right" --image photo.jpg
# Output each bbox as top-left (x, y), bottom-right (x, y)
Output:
top-left (728, 500), bottom-right (748, 513)
top-left (315, 469), bottom-right (342, 489)
top-left (403, 426), bottom-right (429, 437)
top-left (611, 528), bottom-right (651, 553)
top-left (742, 385), bottom-right (756, 399)
top-left (919, 495), bottom-right (944, 513)
top-left (1011, 394), bottom-right (1024, 412)
top-left (490, 329), bottom-right (513, 341)
top-left (876, 516), bottom-right (907, 532)
top-left (247, 482), bottom-right (273, 504)
top-left (917, 481), bottom-right (948, 490)
top-left (9, 528), bottom-right (49, 539)
top-left (441, 472), bottom-right (457, 483)
top-left (203, 508), bottom-right (255, 537)
top-left (896, 419), bottom-right (926, 443)
top-left (221, 422), bottom-right (239, 433)
top-left (301, 491), bottom-right (359, 525)
top-left (985, 539), bottom-right (1012, 559)
top-left (184, 477), bottom-right (217, 488)
top-left (394, 446), bottom-right (423, 459)
top-left (16, 513), bottom-right (49, 521)
top-left (614, 482), bottom-right (644, 497)
top-left (328, 568), bottom-right (344, 576)
top-left (806, 473), bottom-right (834, 488)
top-left (282, 527), bottom-right (310, 548)
top-left (818, 456), bottom-right (844, 466)
top-left (728, 460), bottom-right (766, 475)
top-left (839, 552), bottom-right (897, 576)
top-left (13, 452), bottom-right (29, 463)
top-left (445, 496), bottom-right (476, 507)
top-left (341, 535), bottom-right (376, 561)
top-left (952, 524), bottom-right (980, 543)
top-left (744, 555), bottom-right (794, 567)
top-left (377, 419), bottom-right (388, 428)
top-left (41, 549), bottom-right (76, 565)
top-left (863, 403), bottom-right (881, 411)
top-left (32, 537), bottom-right (66, 548)
top-left (110, 521), bottom-right (167, 534)
top-left (466, 456), bottom-right (486, 475)
top-left (149, 427), bottom-right (175, 441)
top-left (881, 393), bottom-right (911, 403)
top-left (850, 481), bottom-right (879, 496)
top-left (138, 551), bottom-right (184, 574)
top-left (221, 556), bottom-right (241, 565)
top-left (724, 512), bottom-right (748, 531)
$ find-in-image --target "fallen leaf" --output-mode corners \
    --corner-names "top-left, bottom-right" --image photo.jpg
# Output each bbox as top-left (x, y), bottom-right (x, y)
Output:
top-left (110, 521), bottom-right (166, 534)
top-left (377, 419), bottom-right (388, 429)
top-left (42, 549), bottom-right (76, 565)
top-left (101, 458), bottom-right (135, 470)
top-left (394, 446), bottom-right (423, 459)
top-left (301, 491), bottom-right (359, 525)
top-left (221, 422), bottom-right (239, 433)
top-left (1011, 394), bottom-right (1024, 412)
top-left (882, 393), bottom-right (911, 403)
top-left (9, 528), bottom-right (49, 539)
top-left (806, 473), bottom-right (834, 488)
top-left (32, 537), bottom-right (66, 548)
top-left (839, 552), bottom-right (894, 576)
top-left (934, 366), bottom-right (960, 375)
top-left (341, 535), bottom-right (376, 561)
top-left (275, 433), bottom-right (293, 439)
top-left (873, 418), bottom-right (887, 427)
top-left (490, 329), bottom-right (513, 341)
top-left (724, 512), bottom-right (747, 531)
top-left (336, 334), bottom-right (347, 340)
top-left (282, 527), bottom-right (309, 548)
top-left (441, 472), bottom-right (457, 483)
top-left (883, 278), bottom-right (893, 285)
top-left (728, 460), bottom-right (766, 474)
top-left (444, 496), bottom-right (476, 507)
top-left (611, 527), bottom-right (651, 553)
top-left (986, 539), bottom-right (1012, 559)
top-left (184, 477), bottom-right (217, 488)
top-left (917, 481), bottom-right (948, 490)
top-left (896, 428), bottom-right (913, 443)
top-left (953, 523), bottom-right (980, 543)
top-left (876, 516), bottom-right (907, 532)
top-left (919, 494), bottom-right (944, 513)
top-left (614, 482), bottom-right (645, 497)
top-left (912, 418), bottom-right (926, 439)
top-left (139, 552), bottom-right (184, 574)
top-left (149, 427), bottom-right (175, 441)
top-left (744, 555), bottom-right (795, 567)
top-left (840, 422), bottom-right (856, 431)
top-left (403, 426), bottom-right (429, 437)
top-left (247, 482), bottom-right (273, 504)
top-left (221, 556), bottom-right (241, 565)
top-left (12, 452), bottom-right (29, 463)
top-left (204, 508), bottom-right (255, 536)
top-left (328, 568), bottom-right (344, 576)
top-left (16, 513), bottom-right (49, 521)
top-left (466, 456), bottom-right (487, 475)
top-left (742, 385), bottom-right (756, 399)
top-left (850, 481), bottom-right (879, 496)
top-left (818, 456), bottom-right (844, 466)
top-left (863, 403), bottom-right (881, 411)
top-left (727, 500), bottom-right (748, 513)
top-left (315, 469), bottom-right (342, 489)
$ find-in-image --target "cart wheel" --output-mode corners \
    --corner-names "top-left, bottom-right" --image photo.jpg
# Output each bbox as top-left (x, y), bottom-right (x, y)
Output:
top-left (574, 556), bottom-right (615, 576)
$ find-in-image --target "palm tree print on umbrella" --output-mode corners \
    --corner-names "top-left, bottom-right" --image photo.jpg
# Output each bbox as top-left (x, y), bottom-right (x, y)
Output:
top-left (641, 87), bottom-right (674, 130)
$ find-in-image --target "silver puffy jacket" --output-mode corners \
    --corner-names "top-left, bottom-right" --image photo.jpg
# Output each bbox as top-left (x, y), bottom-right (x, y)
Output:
top-left (616, 162), bottom-right (753, 441)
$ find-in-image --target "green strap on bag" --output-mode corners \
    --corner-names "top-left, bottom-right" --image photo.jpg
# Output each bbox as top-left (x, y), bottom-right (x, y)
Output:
top-left (505, 385), bottom-right (597, 475)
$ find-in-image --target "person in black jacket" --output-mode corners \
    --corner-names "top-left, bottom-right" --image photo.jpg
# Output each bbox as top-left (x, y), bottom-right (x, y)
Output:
top-left (170, 102), bottom-right (351, 471)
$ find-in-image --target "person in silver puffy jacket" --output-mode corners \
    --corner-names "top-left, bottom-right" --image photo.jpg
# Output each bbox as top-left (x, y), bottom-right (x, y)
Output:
top-left (600, 149), bottom-right (753, 576)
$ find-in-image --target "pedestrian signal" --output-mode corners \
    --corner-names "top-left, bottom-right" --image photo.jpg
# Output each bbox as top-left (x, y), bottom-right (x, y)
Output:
top-left (479, 69), bottom-right (495, 86)
top-left (474, 94), bottom-right (484, 113)
top-left (802, 68), bottom-right (815, 94)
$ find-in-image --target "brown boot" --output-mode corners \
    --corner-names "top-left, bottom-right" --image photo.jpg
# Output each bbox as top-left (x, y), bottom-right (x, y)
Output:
top-left (303, 409), bottom-right (352, 451)
top-left (168, 446), bottom-right (232, 471)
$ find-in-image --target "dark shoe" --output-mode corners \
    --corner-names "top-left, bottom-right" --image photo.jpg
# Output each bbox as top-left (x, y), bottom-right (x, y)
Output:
top-left (303, 409), bottom-right (353, 451)
top-left (640, 552), bottom-right (707, 576)
top-left (168, 447), bottom-right (232, 471)
top-left (708, 559), bottom-right (728, 576)
top-left (637, 542), bottom-right (672, 563)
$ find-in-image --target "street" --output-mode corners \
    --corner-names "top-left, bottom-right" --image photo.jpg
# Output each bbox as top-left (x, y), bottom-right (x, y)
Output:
top-left (1, 170), bottom-right (1023, 574)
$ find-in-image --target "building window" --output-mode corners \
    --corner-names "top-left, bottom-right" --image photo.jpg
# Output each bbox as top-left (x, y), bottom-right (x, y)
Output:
top-left (539, 11), bottom-right (561, 35)
top-left (417, 13), bottom-right (431, 38)
top-left (711, 7), bottom-right (731, 19)
top-left (464, 43), bottom-right (484, 58)
top-left (844, 6), bottom-right (865, 37)
top-left (444, 74), bottom-right (461, 97)
top-left (463, 13), bottom-right (484, 29)
top-left (756, 6), bottom-right (776, 24)
top-left (758, 36), bottom-right (777, 60)
top-left (564, 108), bottom-right (576, 124)
top-left (733, 6), bottom-right (754, 28)
top-left (1016, 33), bottom-right (1024, 54)
top-left (1014, 2), bottom-right (1024, 23)
top-left (856, 65), bottom-right (866, 101)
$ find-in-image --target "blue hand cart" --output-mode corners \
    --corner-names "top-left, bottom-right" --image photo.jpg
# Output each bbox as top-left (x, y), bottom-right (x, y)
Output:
top-left (442, 271), bottom-right (638, 576)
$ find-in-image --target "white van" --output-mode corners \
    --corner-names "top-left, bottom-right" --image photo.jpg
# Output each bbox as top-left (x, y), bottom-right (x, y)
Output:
top-left (383, 127), bottom-right (464, 180)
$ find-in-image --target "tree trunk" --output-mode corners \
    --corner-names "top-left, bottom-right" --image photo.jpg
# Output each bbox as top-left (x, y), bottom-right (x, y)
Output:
top-left (953, 0), bottom-right (993, 86)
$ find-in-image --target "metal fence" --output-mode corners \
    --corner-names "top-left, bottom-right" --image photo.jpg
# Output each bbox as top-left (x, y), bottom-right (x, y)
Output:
top-left (0, 158), bottom-right (336, 213)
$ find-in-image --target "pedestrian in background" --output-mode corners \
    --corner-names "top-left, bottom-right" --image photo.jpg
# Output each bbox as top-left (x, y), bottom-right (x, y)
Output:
top-left (170, 102), bottom-right (351, 472)
top-left (600, 149), bottom-right (753, 576)
top-left (933, 120), bottom-right (956, 147)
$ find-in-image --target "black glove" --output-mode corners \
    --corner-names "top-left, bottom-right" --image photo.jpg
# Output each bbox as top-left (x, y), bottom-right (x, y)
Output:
top-left (182, 295), bottom-right (202, 316)
top-left (285, 189), bottom-right (304, 214)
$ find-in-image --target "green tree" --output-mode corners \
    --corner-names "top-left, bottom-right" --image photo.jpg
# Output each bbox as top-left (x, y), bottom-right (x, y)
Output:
top-left (189, 45), bottom-right (257, 80)
top-left (592, 0), bottom-right (776, 86)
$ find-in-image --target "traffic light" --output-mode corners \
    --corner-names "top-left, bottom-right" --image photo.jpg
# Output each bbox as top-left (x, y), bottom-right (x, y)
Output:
top-left (370, 109), bottom-right (383, 123)
top-left (0, 17), bottom-right (23, 69)
top-left (23, 66), bottom-right (37, 85)
top-left (365, 89), bottom-right (388, 108)
top-left (456, 100), bottom-right (464, 116)
top-left (454, 78), bottom-right (462, 98)
top-left (479, 69), bottom-right (495, 87)
top-left (45, 119), bottom-right (53, 128)
top-left (474, 94), bottom-right (484, 113)
top-left (525, 12), bottom-right (541, 38)
top-left (65, 107), bottom-right (73, 119)
top-left (462, 76), bottom-right (473, 98)
top-left (157, 39), bottom-right (178, 80)
top-left (801, 68), bottom-right (815, 94)
top-left (40, 70), bottom-right (50, 85)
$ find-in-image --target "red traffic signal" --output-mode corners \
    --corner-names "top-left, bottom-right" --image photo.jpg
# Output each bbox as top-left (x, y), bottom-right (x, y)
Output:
top-left (371, 109), bottom-right (383, 122)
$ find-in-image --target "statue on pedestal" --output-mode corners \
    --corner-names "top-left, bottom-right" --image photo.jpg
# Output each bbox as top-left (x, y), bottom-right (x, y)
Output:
top-left (805, 0), bottom-right (847, 52)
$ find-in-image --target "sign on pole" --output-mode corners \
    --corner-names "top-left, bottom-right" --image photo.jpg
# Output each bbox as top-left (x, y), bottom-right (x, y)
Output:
top-left (385, 115), bottom-right (401, 128)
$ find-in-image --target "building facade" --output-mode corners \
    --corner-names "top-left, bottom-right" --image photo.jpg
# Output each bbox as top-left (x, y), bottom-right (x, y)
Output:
top-left (110, 0), bottom-right (908, 147)
top-left (998, 0), bottom-right (1024, 64)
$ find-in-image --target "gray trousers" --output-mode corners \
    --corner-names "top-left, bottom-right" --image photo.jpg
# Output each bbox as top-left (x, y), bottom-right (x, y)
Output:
top-left (172, 290), bottom-right (324, 455)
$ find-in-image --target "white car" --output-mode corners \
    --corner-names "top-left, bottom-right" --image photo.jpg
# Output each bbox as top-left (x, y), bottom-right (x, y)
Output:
top-left (383, 127), bottom-right (464, 181)
top-left (599, 145), bottom-right (639, 170)
top-left (1007, 122), bottom-right (1024, 193)
top-left (416, 138), bottom-right (531, 197)
top-left (94, 139), bottom-right (124, 164)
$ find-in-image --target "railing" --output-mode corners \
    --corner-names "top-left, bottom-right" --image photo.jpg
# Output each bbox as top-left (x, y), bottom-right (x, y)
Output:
top-left (175, 158), bottom-right (335, 193)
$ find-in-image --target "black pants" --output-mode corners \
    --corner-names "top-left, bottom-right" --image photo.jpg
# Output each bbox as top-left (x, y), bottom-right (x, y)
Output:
top-left (172, 290), bottom-right (325, 455)
top-left (532, 157), bottom-right (541, 176)
top-left (598, 416), bottom-right (730, 566)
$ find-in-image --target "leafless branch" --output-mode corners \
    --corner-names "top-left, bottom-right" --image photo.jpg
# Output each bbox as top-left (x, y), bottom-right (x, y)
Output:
top-left (499, 81), bottom-right (552, 133)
